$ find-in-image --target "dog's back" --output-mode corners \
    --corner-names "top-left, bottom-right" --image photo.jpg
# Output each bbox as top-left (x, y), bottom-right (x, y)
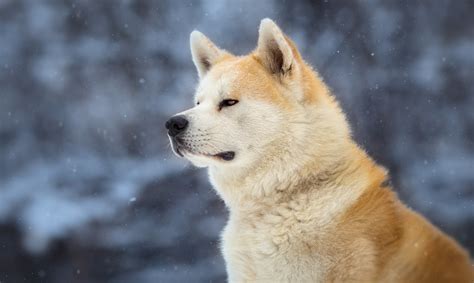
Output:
top-left (337, 182), bottom-right (473, 282)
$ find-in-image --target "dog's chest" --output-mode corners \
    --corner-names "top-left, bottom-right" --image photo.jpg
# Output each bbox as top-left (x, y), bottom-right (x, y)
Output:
top-left (221, 207), bottom-right (332, 282)
top-left (212, 175), bottom-right (368, 281)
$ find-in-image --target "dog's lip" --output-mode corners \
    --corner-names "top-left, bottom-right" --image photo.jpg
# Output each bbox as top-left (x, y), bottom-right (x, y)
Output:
top-left (184, 150), bottom-right (236, 161)
top-left (174, 146), bottom-right (184, 157)
top-left (214, 151), bottom-right (235, 161)
top-left (170, 137), bottom-right (184, 157)
top-left (177, 147), bottom-right (235, 162)
top-left (170, 137), bottom-right (235, 161)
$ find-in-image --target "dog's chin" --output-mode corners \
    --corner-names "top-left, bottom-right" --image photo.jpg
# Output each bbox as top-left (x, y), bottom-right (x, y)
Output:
top-left (181, 152), bottom-right (212, 168)
top-left (176, 150), bottom-right (235, 168)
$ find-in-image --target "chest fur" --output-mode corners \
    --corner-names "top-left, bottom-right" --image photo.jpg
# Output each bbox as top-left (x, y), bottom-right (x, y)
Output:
top-left (220, 204), bottom-right (337, 282)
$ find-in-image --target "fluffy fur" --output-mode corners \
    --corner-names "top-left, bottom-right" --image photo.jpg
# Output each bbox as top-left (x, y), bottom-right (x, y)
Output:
top-left (168, 18), bottom-right (473, 282)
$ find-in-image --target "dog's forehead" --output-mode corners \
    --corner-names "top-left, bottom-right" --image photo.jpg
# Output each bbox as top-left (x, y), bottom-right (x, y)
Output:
top-left (194, 56), bottom-right (284, 105)
top-left (195, 60), bottom-right (243, 101)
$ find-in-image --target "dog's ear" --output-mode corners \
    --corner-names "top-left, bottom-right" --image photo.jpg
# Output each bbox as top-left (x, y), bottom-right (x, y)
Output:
top-left (190, 31), bottom-right (224, 78)
top-left (256, 19), bottom-right (297, 76)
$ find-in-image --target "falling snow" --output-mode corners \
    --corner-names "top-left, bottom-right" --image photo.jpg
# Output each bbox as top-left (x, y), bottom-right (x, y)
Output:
top-left (0, 0), bottom-right (472, 282)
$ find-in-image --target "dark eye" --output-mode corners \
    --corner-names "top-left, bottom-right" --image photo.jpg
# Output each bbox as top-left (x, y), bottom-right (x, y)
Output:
top-left (219, 99), bottom-right (239, 110)
top-left (196, 101), bottom-right (200, 106)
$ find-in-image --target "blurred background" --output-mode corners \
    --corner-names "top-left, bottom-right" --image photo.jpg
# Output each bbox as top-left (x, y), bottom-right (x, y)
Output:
top-left (0, 0), bottom-right (473, 282)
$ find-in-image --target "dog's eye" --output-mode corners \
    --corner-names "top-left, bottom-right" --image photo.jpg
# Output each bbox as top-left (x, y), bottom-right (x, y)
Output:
top-left (219, 99), bottom-right (239, 110)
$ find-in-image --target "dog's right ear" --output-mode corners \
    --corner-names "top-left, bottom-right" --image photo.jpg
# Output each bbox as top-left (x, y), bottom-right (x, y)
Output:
top-left (190, 31), bottom-right (224, 78)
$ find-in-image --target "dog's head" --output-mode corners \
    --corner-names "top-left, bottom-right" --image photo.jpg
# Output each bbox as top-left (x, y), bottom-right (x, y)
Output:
top-left (166, 19), bottom-right (350, 171)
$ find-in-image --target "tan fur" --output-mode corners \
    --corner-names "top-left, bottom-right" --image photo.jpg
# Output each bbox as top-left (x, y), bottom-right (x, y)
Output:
top-left (171, 19), bottom-right (473, 282)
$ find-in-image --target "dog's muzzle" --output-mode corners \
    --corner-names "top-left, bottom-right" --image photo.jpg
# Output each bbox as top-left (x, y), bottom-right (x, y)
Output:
top-left (165, 115), bottom-right (235, 161)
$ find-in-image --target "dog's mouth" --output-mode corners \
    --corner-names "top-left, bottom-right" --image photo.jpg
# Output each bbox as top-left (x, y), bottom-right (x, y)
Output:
top-left (170, 137), bottom-right (235, 161)
top-left (170, 140), bottom-right (184, 157)
top-left (213, 151), bottom-right (235, 161)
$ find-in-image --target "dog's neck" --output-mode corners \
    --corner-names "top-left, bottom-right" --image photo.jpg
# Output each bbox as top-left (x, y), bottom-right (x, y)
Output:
top-left (209, 141), bottom-right (387, 213)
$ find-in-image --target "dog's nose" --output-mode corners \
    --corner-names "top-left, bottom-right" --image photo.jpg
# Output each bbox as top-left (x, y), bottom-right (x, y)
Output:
top-left (165, 115), bottom-right (189, 137)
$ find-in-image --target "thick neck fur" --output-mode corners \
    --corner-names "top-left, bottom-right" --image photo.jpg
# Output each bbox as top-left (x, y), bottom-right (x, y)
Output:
top-left (210, 141), bottom-right (386, 214)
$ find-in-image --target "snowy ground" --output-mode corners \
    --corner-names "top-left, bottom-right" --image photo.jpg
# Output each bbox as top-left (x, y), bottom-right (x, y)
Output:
top-left (0, 1), bottom-right (473, 282)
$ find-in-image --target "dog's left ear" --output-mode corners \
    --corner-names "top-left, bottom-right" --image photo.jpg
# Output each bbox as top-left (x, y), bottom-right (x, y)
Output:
top-left (190, 31), bottom-right (224, 78)
top-left (256, 19), bottom-right (298, 76)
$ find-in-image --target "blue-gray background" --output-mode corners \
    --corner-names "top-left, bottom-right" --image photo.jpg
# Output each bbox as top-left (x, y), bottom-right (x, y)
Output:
top-left (0, 0), bottom-right (473, 282)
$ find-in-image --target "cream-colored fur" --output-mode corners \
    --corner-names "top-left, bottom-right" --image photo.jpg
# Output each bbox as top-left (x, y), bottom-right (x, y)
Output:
top-left (168, 19), bottom-right (473, 282)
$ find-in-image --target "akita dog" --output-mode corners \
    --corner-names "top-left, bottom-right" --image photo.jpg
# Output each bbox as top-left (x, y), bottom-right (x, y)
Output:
top-left (165, 19), bottom-right (473, 282)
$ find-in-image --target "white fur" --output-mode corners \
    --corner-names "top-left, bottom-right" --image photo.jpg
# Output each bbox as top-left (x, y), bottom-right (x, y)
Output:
top-left (173, 19), bottom-right (370, 282)
top-left (169, 18), bottom-right (474, 283)
top-left (190, 30), bottom-right (225, 78)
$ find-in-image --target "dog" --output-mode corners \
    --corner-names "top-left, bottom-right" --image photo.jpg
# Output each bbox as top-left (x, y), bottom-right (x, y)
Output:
top-left (165, 18), bottom-right (473, 282)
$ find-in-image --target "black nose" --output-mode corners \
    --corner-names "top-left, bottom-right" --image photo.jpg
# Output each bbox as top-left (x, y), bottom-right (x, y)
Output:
top-left (165, 115), bottom-right (189, 137)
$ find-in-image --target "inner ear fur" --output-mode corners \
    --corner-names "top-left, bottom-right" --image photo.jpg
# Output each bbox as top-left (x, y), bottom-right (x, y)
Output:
top-left (256, 18), bottom-right (299, 75)
top-left (190, 30), bottom-right (224, 78)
